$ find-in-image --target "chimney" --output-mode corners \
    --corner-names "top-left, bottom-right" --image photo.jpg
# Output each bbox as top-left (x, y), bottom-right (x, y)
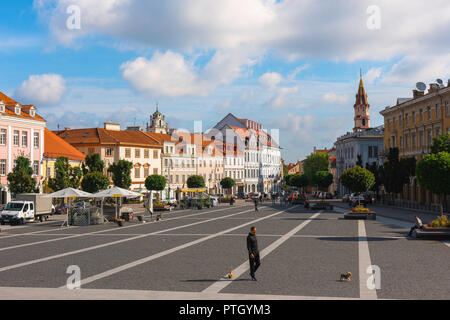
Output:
top-left (104, 123), bottom-right (121, 131)
top-left (413, 90), bottom-right (425, 99)
top-left (429, 83), bottom-right (440, 94)
top-left (64, 127), bottom-right (71, 131)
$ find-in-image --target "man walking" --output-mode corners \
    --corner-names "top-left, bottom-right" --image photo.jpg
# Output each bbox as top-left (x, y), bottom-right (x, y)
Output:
top-left (247, 226), bottom-right (260, 281)
top-left (254, 198), bottom-right (259, 212)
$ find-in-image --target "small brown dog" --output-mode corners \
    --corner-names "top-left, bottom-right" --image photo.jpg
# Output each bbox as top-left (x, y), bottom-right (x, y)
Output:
top-left (227, 268), bottom-right (234, 279)
top-left (340, 272), bottom-right (352, 282)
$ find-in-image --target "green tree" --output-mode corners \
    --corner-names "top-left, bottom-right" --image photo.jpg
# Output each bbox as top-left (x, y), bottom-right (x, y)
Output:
top-left (365, 162), bottom-right (382, 197)
top-left (380, 148), bottom-right (409, 200)
top-left (48, 157), bottom-right (70, 191)
top-left (340, 166), bottom-right (375, 204)
top-left (303, 153), bottom-right (329, 187)
top-left (187, 175), bottom-right (206, 188)
top-left (69, 166), bottom-right (83, 189)
top-left (7, 156), bottom-right (36, 195)
top-left (431, 132), bottom-right (450, 154)
top-left (220, 177), bottom-right (235, 195)
top-left (290, 174), bottom-right (309, 191)
top-left (108, 160), bottom-right (133, 189)
top-left (416, 152), bottom-right (450, 216)
top-left (283, 174), bottom-right (294, 186)
top-left (82, 153), bottom-right (104, 174)
top-left (313, 171), bottom-right (333, 191)
top-left (145, 174), bottom-right (167, 192)
top-left (81, 172), bottom-right (110, 193)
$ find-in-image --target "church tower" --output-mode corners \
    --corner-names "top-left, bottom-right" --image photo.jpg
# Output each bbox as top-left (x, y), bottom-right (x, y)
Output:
top-left (147, 104), bottom-right (169, 134)
top-left (353, 70), bottom-right (370, 132)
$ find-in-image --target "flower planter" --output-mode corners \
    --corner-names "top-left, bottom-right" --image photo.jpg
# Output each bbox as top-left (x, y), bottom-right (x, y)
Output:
top-left (415, 227), bottom-right (450, 239)
top-left (344, 212), bottom-right (376, 220)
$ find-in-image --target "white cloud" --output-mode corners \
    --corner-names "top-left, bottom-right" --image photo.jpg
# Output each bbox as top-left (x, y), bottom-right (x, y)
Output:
top-left (14, 74), bottom-right (67, 106)
top-left (265, 86), bottom-right (299, 109)
top-left (321, 92), bottom-right (349, 105)
top-left (259, 72), bottom-right (283, 90)
top-left (121, 50), bottom-right (256, 97)
top-left (364, 67), bottom-right (382, 84)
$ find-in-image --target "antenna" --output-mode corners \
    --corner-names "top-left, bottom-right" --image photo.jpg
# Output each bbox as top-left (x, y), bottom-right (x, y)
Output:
top-left (415, 82), bottom-right (426, 91)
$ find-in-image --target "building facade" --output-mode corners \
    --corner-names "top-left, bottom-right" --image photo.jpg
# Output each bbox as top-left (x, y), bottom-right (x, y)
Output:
top-left (0, 92), bottom-right (45, 203)
top-left (379, 80), bottom-right (450, 206)
top-left (55, 123), bottom-right (162, 192)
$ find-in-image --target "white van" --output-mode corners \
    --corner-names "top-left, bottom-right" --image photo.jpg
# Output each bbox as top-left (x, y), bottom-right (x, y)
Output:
top-left (0, 201), bottom-right (36, 225)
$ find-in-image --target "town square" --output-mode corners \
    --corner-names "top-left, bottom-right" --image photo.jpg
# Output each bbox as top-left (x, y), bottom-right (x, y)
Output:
top-left (0, 0), bottom-right (448, 310)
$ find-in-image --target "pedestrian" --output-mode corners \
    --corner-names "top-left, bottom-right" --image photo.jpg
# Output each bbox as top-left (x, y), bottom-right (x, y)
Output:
top-left (230, 197), bottom-right (235, 206)
top-left (247, 226), bottom-right (260, 281)
top-left (259, 195), bottom-right (263, 203)
top-left (408, 216), bottom-right (424, 237)
top-left (279, 196), bottom-right (283, 207)
top-left (254, 199), bottom-right (259, 212)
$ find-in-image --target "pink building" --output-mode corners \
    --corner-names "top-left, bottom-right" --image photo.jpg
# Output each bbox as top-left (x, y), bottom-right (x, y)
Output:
top-left (0, 92), bottom-right (46, 203)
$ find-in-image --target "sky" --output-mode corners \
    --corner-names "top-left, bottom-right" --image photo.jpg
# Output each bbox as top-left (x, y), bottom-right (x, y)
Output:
top-left (1, 0), bottom-right (449, 163)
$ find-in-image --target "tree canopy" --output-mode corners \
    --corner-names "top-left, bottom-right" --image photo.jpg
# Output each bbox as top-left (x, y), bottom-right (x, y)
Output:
top-left (303, 153), bottom-right (329, 184)
top-left (108, 160), bottom-right (133, 189)
top-left (416, 152), bottom-right (450, 215)
top-left (290, 174), bottom-right (309, 190)
top-left (380, 148), bottom-right (409, 194)
top-left (220, 177), bottom-right (235, 190)
top-left (187, 175), bottom-right (206, 188)
top-left (48, 157), bottom-right (70, 191)
top-left (82, 153), bottom-right (105, 174)
top-left (313, 171), bottom-right (333, 190)
top-left (340, 166), bottom-right (375, 194)
top-left (7, 156), bottom-right (36, 195)
top-left (431, 132), bottom-right (450, 154)
top-left (81, 172), bottom-right (110, 193)
top-left (145, 174), bottom-right (167, 191)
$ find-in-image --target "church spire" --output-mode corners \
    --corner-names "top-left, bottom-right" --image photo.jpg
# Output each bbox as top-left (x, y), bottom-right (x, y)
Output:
top-left (353, 70), bottom-right (370, 132)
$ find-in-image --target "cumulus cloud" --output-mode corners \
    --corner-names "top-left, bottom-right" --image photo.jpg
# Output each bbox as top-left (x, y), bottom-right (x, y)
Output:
top-left (265, 86), bottom-right (299, 109)
top-left (259, 72), bottom-right (283, 90)
top-left (321, 92), bottom-right (349, 105)
top-left (15, 74), bottom-right (66, 106)
top-left (364, 67), bottom-right (382, 84)
top-left (121, 50), bottom-right (256, 97)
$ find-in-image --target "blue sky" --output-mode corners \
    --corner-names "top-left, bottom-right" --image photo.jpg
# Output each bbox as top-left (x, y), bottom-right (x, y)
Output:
top-left (1, 0), bottom-right (449, 162)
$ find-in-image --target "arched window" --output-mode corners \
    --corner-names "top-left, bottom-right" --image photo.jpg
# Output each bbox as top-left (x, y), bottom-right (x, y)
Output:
top-left (362, 119), bottom-right (366, 126)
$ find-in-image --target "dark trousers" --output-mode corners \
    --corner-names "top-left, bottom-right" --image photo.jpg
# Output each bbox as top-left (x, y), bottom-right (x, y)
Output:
top-left (408, 225), bottom-right (420, 236)
top-left (249, 253), bottom-right (261, 277)
top-left (254, 205), bottom-right (258, 211)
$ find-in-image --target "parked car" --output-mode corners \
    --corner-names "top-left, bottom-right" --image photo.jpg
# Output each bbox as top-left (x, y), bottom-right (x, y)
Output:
top-left (342, 194), bottom-right (351, 202)
top-left (350, 195), bottom-right (365, 206)
top-left (237, 192), bottom-right (248, 199)
top-left (56, 203), bottom-right (72, 215)
top-left (363, 194), bottom-right (374, 204)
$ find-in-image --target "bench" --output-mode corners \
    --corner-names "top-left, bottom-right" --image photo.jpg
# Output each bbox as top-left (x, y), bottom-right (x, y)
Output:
top-left (415, 229), bottom-right (450, 240)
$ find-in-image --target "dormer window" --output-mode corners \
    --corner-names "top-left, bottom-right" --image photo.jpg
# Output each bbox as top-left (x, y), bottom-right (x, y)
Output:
top-left (30, 109), bottom-right (35, 117)
top-left (0, 101), bottom-right (4, 113)
top-left (15, 104), bottom-right (21, 115)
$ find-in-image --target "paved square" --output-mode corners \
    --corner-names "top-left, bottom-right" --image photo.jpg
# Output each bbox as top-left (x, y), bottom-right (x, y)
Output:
top-left (0, 203), bottom-right (448, 300)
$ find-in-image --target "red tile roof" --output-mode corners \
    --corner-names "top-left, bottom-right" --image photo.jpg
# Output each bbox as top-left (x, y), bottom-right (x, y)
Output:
top-left (0, 92), bottom-right (46, 122)
top-left (44, 128), bottom-right (86, 162)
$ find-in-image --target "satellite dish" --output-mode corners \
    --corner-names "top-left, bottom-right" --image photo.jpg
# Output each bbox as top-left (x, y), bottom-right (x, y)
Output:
top-left (416, 82), bottom-right (426, 91)
top-left (436, 79), bottom-right (443, 85)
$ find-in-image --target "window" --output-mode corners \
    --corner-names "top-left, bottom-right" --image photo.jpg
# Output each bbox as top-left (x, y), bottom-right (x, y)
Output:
top-left (125, 148), bottom-right (131, 158)
top-left (34, 132), bottom-right (39, 148)
top-left (368, 146), bottom-right (373, 158)
top-left (412, 111), bottom-right (416, 123)
top-left (135, 167), bottom-right (140, 178)
top-left (105, 148), bottom-right (113, 157)
top-left (13, 130), bottom-right (19, 146)
top-left (419, 132), bottom-right (424, 146)
top-left (419, 109), bottom-right (423, 121)
top-left (427, 106), bottom-right (431, 120)
top-left (33, 161), bottom-right (39, 175)
top-left (0, 159), bottom-right (6, 175)
top-left (436, 104), bottom-right (440, 119)
top-left (144, 149), bottom-right (149, 158)
top-left (0, 129), bottom-right (6, 145)
top-left (21, 131), bottom-right (28, 147)
top-left (153, 150), bottom-right (159, 159)
top-left (412, 134), bottom-right (417, 147)
top-left (0, 102), bottom-right (4, 113)
top-left (135, 149), bottom-right (140, 158)
top-left (374, 146), bottom-right (378, 158)
top-left (144, 168), bottom-right (149, 177)
top-left (30, 109), bottom-right (35, 117)
top-left (405, 113), bottom-right (409, 126)
top-left (15, 106), bottom-right (20, 115)
top-left (406, 135), bottom-right (410, 148)
top-left (46, 166), bottom-right (51, 177)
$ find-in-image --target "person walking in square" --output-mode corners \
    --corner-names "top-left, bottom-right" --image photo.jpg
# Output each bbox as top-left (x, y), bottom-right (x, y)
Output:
top-left (254, 198), bottom-right (259, 212)
top-left (247, 226), bottom-right (260, 281)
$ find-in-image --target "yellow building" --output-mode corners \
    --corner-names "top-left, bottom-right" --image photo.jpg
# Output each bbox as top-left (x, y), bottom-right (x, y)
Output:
top-left (42, 128), bottom-right (85, 192)
top-left (380, 81), bottom-right (450, 206)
